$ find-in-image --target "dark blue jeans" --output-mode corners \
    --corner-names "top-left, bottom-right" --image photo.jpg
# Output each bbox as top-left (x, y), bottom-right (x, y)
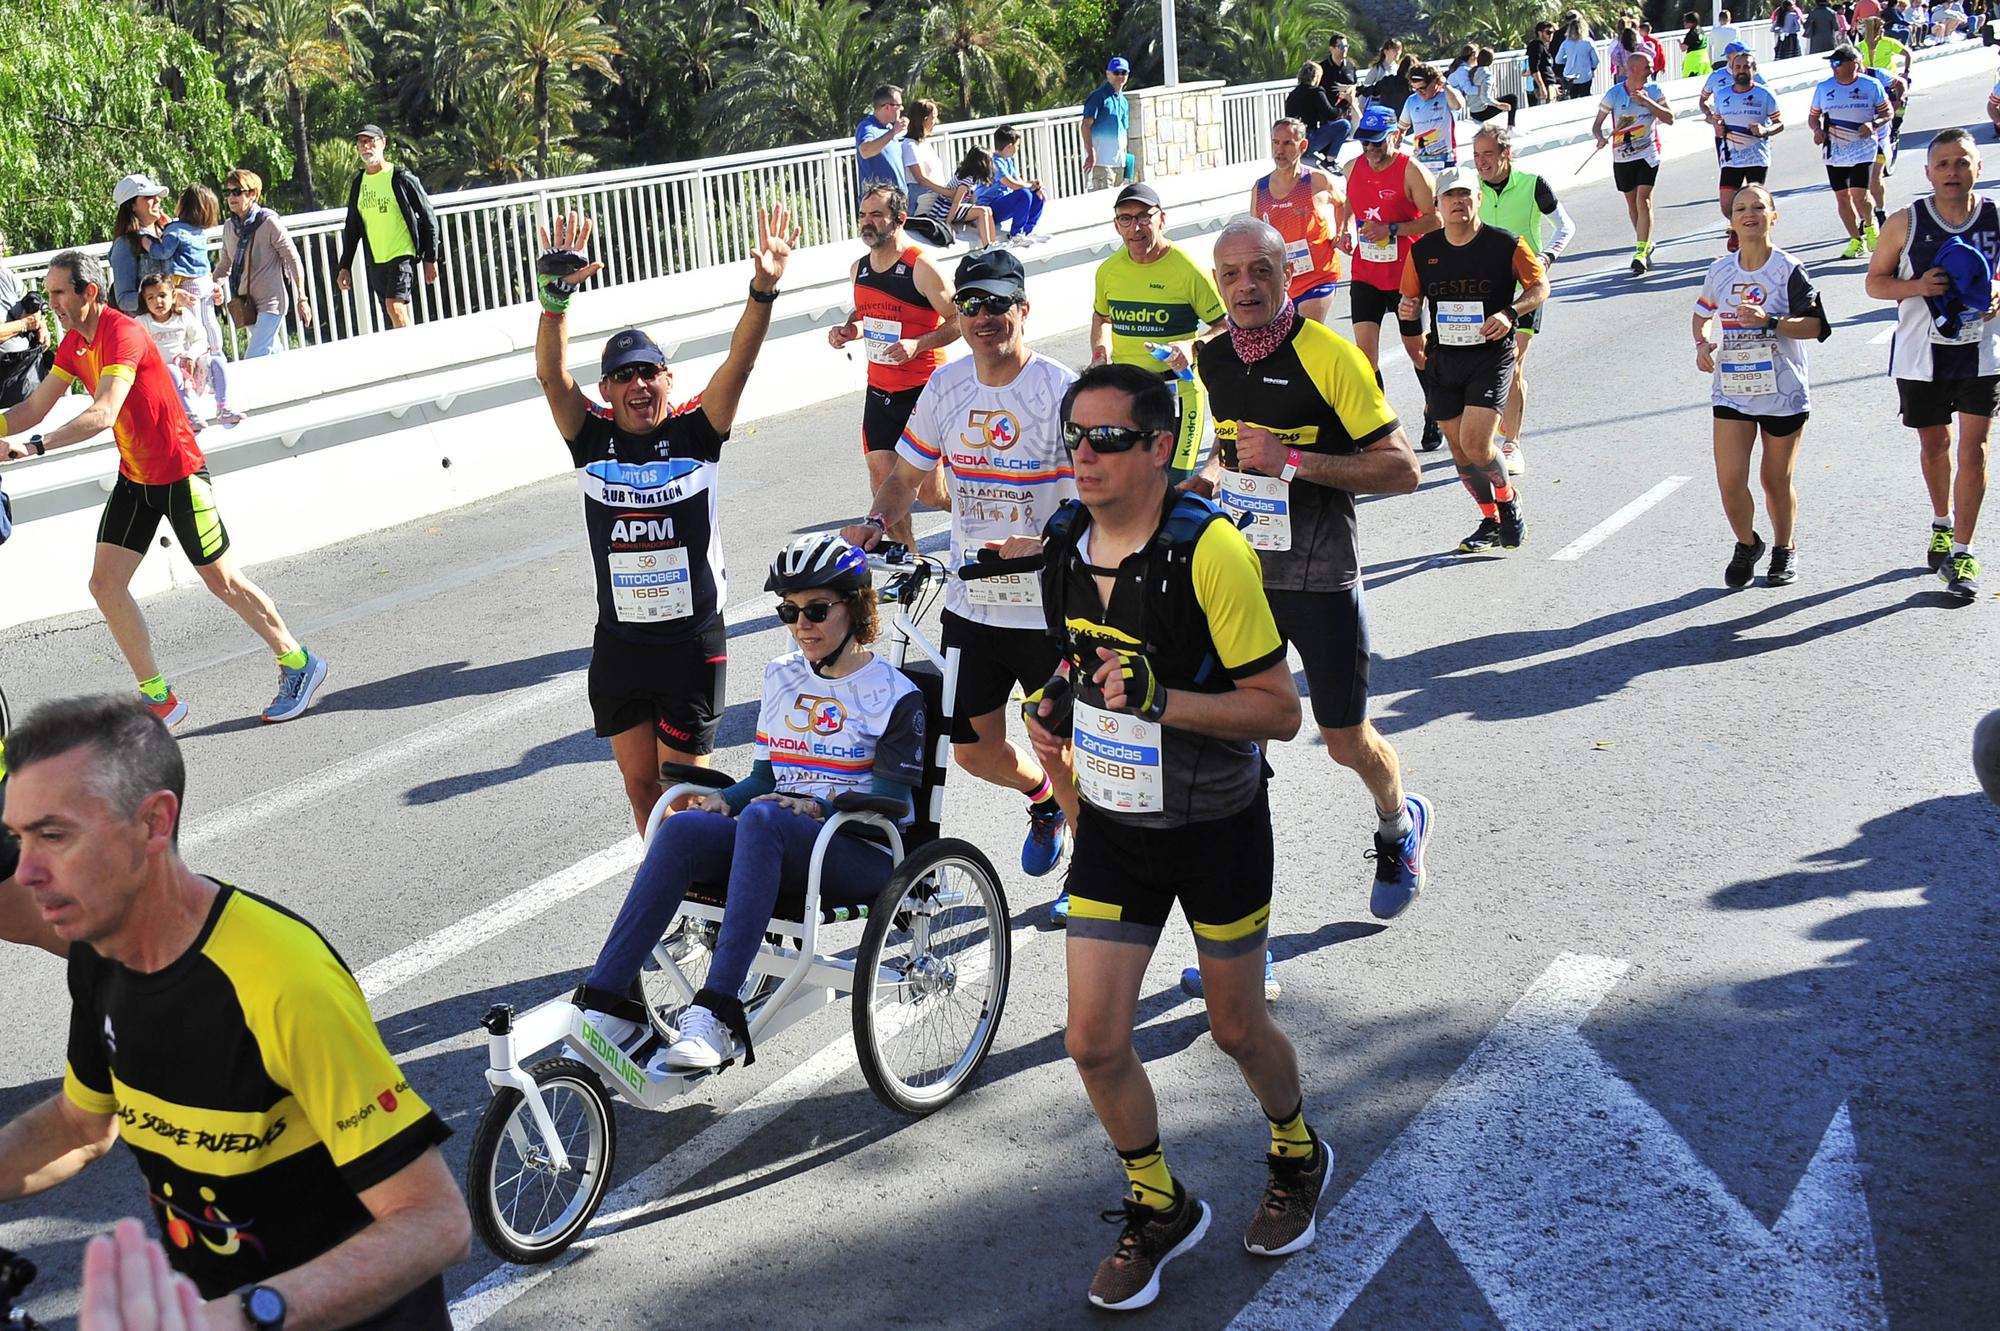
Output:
top-left (1307, 118), bottom-right (1353, 161)
top-left (586, 803), bottom-right (893, 1003)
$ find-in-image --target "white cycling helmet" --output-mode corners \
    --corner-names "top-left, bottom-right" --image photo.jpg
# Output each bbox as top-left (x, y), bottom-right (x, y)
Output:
top-left (765, 532), bottom-right (871, 597)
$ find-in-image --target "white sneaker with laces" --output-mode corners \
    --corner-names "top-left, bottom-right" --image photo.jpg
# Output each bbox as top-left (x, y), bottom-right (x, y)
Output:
top-left (656, 1004), bottom-right (733, 1070)
top-left (1500, 439), bottom-right (1526, 475)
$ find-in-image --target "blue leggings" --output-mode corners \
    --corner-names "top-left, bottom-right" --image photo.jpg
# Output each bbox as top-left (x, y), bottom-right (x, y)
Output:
top-left (585, 802), bottom-right (894, 1003)
top-left (986, 188), bottom-right (1046, 236)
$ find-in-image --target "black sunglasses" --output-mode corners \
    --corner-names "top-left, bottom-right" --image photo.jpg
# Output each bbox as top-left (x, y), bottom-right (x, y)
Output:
top-left (608, 363), bottom-right (662, 384)
top-left (955, 293), bottom-right (1021, 317)
top-left (776, 599), bottom-right (843, 624)
top-left (1061, 422), bottom-right (1155, 453)
top-left (224, 188), bottom-right (251, 197)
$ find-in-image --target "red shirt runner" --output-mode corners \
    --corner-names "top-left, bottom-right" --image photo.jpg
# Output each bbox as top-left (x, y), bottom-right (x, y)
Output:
top-left (53, 307), bottom-right (205, 485)
top-left (1346, 151), bottom-right (1426, 294)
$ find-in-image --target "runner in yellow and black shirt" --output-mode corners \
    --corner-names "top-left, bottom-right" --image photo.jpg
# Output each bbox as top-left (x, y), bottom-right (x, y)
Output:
top-left (1194, 216), bottom-right (1433, 923)
top-left (1091, 183), bottom-right (1227, 484)
top-left (0, 695), bottom-right (467, 1331)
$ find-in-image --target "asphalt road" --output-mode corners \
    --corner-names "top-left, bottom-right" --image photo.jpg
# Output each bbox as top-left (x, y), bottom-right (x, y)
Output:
top-left (2, 64), bottom-right (1997, 1331)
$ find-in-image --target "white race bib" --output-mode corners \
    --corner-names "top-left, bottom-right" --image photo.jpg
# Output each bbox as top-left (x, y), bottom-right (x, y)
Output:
top-left (1932, 316), bottom-right (1986, 346)
top-left (1436, 300), bottom-right (1487, 347)
top-left (1284, 237), bottom-right (1313, 280)
top-left (1718, 337), bottom-right (1778, 396)
top-left (965, 570), bottom-right (1042, 608)
top-left (1359, 235), bottom-right (1399, 265)
top-left (1217, 469), bottom-right (1292, 551)
top-left (861, 316), bottom-right (901, 364)
top-left (1073, 702), bottom-right (1164, 814)
top-left (608, 548), bottom-right (693, 623)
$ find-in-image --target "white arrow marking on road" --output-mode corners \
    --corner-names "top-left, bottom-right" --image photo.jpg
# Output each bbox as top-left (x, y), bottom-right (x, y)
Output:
top-left (1548, 476), bottom-right (1692, 562)
top-left (1228, 952), bottom-right (1886, 1331)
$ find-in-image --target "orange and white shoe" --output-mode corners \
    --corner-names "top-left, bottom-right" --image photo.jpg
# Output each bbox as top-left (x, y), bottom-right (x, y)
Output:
top-left (145, 690), bottom-right (189, 729)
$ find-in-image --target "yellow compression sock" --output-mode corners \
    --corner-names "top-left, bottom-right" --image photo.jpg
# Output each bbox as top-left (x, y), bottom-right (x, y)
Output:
top-left (1117, 1138), bottom-right (1179, 1212)
top-left (1269, 1101), bottom-right (1315, 1160)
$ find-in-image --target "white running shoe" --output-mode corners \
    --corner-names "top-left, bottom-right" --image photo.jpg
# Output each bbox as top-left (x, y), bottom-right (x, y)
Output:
top-left (1501, 439), bottom-right (1526, 475)
top-left (656, 1004), bottom-right (733, 1070)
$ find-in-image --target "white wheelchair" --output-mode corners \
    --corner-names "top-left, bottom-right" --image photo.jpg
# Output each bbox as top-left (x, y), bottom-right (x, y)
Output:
top-left (466, 548), bottom-right (1021, 1264)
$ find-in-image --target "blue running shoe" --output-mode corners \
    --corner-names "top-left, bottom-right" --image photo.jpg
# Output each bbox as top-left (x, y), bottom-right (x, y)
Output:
top-left (262, 649), bottom-right (328, 723)
top-left (1367, 792), bottom-right (1432, 920)
top-left (1049, 893), bottom-right (1071, 927)
top-left (1022, 806), bottom-right (1069, 877)
top-left (1179, 952), bottom-right (1280, 1002)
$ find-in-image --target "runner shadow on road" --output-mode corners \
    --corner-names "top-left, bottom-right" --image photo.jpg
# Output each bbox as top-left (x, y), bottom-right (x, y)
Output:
top-left (308, 647), bottom-right (591, 718)
top-left (1373, 567), bottom-right (1927, 734)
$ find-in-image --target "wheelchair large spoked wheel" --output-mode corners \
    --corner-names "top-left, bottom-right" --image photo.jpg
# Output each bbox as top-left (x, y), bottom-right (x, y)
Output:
top-left (467, 1057), bottom-right (616, 1264)
top-left (853, 838), bottom-right (1011, 1115)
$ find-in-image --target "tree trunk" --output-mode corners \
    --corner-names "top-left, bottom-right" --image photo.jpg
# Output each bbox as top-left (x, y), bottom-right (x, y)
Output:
top-left (960, 50), bottom-right (974, 117)
top-left (289, 79), bottom-right (317, 209)
top-left (535, 61), bottom-right (550, 180)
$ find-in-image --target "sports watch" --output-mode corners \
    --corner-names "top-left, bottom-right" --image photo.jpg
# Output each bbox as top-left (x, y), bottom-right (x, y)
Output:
top-left (239, 1284), bottom-right (286, 1330)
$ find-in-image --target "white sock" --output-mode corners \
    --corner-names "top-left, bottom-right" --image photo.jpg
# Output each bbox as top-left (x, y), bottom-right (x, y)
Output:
top-left (1935, 516), bottom-right (1953, 530)
top-left (1953, 542), bottom-right (1972, 556)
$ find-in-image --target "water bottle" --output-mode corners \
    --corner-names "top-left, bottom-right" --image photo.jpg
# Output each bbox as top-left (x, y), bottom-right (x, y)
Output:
top-left (1145, 341), bottom-right (1194, 382)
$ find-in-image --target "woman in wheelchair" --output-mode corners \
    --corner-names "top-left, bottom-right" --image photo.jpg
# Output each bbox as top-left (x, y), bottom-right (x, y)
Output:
top-left (576, 533), bottom-right (925, 1073)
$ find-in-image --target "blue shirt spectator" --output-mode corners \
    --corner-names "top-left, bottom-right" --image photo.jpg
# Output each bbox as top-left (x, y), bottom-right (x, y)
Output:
top-left (1081, 57), bottom-right (1133, 187)
top-left (855, 84), bottom-right (909, 198)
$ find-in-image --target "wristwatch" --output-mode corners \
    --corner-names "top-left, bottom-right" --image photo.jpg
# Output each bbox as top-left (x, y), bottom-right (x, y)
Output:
top-left (1279, 447), bottom-right (1301, 483)
top-left (865, 511), bottom-right (889, 531)
top-left (28, 434), bottom-right (44, 456)
top-left (238, 1284), bottom-right (286, 1330)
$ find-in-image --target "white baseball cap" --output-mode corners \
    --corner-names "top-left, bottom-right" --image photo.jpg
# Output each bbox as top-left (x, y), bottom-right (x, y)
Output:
top-left (112, 173), bottom-right (171, 207)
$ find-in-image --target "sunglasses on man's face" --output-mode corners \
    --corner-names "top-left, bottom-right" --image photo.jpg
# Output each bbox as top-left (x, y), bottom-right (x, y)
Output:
top-left (955, 293), bottom-right (1021, 317)
top-left (1061, 422), bottom-right (1154, 453)
top-left (776, 599), bottom-right (842, 624)
top-left (608, 364), bottom-right (663, 384)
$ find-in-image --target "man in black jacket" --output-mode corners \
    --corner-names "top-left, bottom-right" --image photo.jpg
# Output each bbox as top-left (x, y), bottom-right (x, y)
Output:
top-left (336, 123), bottom-right (441, 329)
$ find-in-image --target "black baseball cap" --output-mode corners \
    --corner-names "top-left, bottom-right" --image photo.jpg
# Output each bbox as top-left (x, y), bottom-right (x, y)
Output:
top-left (955, 248), bottom-right (1026, 299)
top-left (1114, 181), bottom-right (1163, 210)
top-left (356, 123), bottom-right (387, 141)
top-left (601, 328), bottom-right (668, 377)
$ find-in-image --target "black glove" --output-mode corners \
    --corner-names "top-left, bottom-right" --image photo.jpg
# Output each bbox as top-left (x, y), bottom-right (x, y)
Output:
top-left (1100, 648), bottom-right (1166, 722)
top-left (536, 248), bottom-right (590, 313)
top-left (1022, 674), bottom-right (1073, 735)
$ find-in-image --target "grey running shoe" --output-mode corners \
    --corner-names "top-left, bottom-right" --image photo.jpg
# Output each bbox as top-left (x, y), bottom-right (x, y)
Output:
top-left (1766, 545), bottom-right (1797, 587)
top-left (1245, 1131), bottom-right (1335, 1257)
top-left (262, 649), bottom-right (328, 723)
top-left (1087, 1186), bottom-right (1211, 1311)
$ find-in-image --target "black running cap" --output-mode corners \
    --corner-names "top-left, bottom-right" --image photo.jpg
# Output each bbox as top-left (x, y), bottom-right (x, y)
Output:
top-left (601, 328), bottom-right (668, 376)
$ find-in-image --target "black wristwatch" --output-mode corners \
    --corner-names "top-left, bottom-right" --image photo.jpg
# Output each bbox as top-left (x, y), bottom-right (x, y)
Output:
top-left (28, 434), bottom-right (44, 456)
top-left (239, 1284), bottom-right (286, 1330)
top-left (748, 283), bottom-right (779, 304)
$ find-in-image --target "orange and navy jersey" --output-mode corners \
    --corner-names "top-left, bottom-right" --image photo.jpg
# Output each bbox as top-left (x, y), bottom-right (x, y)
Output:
top-left (754, 652), bottom-right (924, 824)
top-left (63, 885), bottom-right (450, 1311)
top-left (52, 308), bottom-right (205, 485)
top-left (852, 246), bottom-right (946, 392)
top-left (1255, 169), bottom-right (1343, 296)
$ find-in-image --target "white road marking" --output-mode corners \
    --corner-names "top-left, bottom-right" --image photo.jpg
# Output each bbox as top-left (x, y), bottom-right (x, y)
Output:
top-left (1225, 952), bottom-right (1885, 1331)
top-left (1869, 322), bottom-right (1897, 345)
top-left (448, 919), bottom-right (1044, 1328)
top-left (356, 837), bottom-right (643, 1000)
top-left (1548, 476), bottom-right (1691, 562)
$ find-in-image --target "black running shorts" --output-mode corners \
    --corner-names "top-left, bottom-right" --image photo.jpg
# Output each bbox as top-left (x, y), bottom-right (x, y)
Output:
top-left (1613, 159), bottom-right (1661, 193)
top-left (369, 255), bottom-right (418, 305)
top-left (1713, 404), bottom-right (1809, 437)
top-left (97, 469), bottom-right (231, 566)
top-left (588, 619), bottom-right (726, 753)
top-left (1268, 586), bottom-right (1370, 730)
top-left (1422, 342), bottom-right (1516, 420)
top-left (1065, 784), bottom-right (1273, 957)
top-left (1718, 166), bottom-right (1769, 189)
top-left (940, 609), bottom-right (1063, 743)
top-left (861, 384), bottom-right (925, 454)
top-left (1825, 163), bottom-right (1873, 191)
top-left (1897, 374), bottom-right (2000, 428)
top-left (1350, 280), bottom-right (1423, 338)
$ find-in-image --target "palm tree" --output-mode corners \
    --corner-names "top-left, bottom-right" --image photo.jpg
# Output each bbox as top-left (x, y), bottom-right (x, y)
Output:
top-left (384, 0), bottom-right (504, 124)
top-left (480, 0), bottom-right (621, 179)
top-left (438, 86), bottom-right (543, 184)
top-left (1221, 0), bottom-right (1357, 82)
top-left (229, 0), bottom-right (372, 208)
top-left (707, 0), bottom-right (899, 148)
top-left (601, 0), bottom-right (738, 161)
top-left (890, 0), bottom-right (1060, 118)
top-left (1112, 0), bottom-right (1237, 84)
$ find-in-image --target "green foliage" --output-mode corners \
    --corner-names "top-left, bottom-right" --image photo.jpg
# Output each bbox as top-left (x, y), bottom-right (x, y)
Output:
top-left (477, 0), bottom-right (621, 177)
top-left (228, 0), bottom-right (373, 209)
top-left (891, 0), bottom-right (1060, 118)
top-left (1223, 0), bottom-right (1358, 81)
top-left (1425, 0), bottom-right (1627, 49)
top-left (707, 0), bottom-right (900, 149)
top-left (0, 0), bottom-right (286, 253)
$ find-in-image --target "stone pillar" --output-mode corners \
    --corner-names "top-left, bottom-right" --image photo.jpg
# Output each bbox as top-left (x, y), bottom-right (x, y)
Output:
top-left (1127, 80), bottom-right (1226, 182)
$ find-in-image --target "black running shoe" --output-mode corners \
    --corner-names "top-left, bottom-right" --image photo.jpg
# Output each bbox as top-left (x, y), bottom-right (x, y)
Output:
top-left (1942, 551), bottom-right (1982, 603)
top-left (1457, 517), bottom-right (1501, 553)
top-left (1766, 545), bottom-right (1797, 586)
top-left (1497, 499), bottom-right (1526, 549)
top-left (1725, 534), bottom-right (1767, 588)
top-left (1420, 416), bottom-right (1444, 451)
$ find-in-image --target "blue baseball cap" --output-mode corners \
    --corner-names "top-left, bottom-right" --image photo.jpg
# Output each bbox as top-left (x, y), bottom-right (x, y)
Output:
top-left (1354, 105), bottom-right (1396, 143)
top-left (601, 328), bottom-right (667, 377)
top-left (1108, 56), bottom-right (1131, 73)
top-left (1723, 40), bottom-right (1750, 53)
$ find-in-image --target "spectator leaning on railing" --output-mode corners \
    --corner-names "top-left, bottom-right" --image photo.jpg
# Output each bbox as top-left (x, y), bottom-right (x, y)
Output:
top-left (0, 228), bottom-right (50, 410)
top-left (337, 122), bottom-right (440, 330)
top-left (221, 169), bottom-right (313, 359)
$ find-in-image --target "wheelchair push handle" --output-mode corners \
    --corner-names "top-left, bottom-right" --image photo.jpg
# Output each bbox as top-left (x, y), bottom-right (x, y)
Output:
top-left (958, 547), bottom-right (1045, 581)
top-left (830, 791), bottom-right (911, 820)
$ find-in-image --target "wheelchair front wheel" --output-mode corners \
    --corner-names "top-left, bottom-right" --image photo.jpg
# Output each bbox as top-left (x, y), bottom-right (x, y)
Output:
top-left (853, 838), bottom-right (1011, 1115)
top-left (467, 1057), bottom-right (616, 1264)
